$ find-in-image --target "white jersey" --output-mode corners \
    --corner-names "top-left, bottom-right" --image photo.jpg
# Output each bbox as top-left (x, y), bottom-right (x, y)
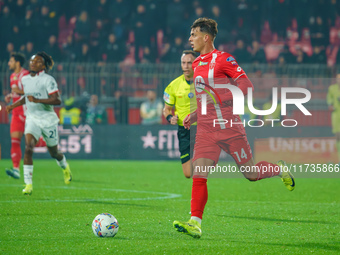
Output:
top-left (21, 70), bottom-right (59, 127)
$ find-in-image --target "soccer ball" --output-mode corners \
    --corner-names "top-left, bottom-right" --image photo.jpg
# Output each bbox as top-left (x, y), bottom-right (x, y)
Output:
top-left (92, 213), bottom-right (119, 237)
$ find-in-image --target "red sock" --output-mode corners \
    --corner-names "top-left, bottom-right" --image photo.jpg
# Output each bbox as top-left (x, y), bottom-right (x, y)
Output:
top-left (11, 138), bottom-right (22, 169)
top-left (255, 161), bottom-right (280, 180)
top-left (191, 176), bottom-right (208, 219)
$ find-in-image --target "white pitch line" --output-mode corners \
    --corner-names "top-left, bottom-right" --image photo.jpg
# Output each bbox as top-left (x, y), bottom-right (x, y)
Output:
top-left (0, 184), bottom-right (182, 202)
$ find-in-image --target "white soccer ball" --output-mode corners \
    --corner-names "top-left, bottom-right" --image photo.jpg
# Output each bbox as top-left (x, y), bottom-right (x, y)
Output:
top-left (92, 213), bottom-right (119, 237)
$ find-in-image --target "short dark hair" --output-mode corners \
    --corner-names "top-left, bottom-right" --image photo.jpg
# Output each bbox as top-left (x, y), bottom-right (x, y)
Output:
top-left (191, 17), bottom-right (218, 40)
top-left (182, 50), bottom-right (198, 58)
top-left (36, 51), bottom-right (54, 72)
top-left (10, 52), bottom-right (26, 66)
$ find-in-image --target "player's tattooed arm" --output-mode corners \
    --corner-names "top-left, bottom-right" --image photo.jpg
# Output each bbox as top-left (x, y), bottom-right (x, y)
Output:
top-left (27, 91), bottom-right (61, 105)
top-left (6, 96), bottom-right (25, 113)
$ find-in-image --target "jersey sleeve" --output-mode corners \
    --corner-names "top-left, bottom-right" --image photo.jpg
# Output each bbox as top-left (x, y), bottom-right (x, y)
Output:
top-left (164, 82), bottom-right (175, 106)
top-left (19, 70), bottom-right (30, 90)
top-left (10, 73), bottom-right (18, 88)
top-left (46, 76), bottom-right (59, 95)
top-left (327, 85), bottom-right (335, 106)
top-left (327, 87), bottom-right (332, 106)
top-left (17, 78), bottom-right (23, 91)
top-left (220, 54), bottom-right (246, 81)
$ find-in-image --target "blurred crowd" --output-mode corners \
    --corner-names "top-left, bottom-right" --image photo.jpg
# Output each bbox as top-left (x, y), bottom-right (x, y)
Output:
top-left (1, 0), bottom-right (340, 65)
top-left (59, 93), bottom-right (107, 125)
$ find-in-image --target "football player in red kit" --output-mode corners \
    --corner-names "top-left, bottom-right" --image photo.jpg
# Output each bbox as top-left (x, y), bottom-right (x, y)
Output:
top-left (4, 53), bottom-right (30, 179)
top-left (173, 18), bottom-right (295, 238)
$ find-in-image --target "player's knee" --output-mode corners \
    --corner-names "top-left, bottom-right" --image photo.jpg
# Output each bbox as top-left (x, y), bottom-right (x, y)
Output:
top-left (182, 160), bottom-right (192, 178)
top-left (24, 144), bottom-right (34, 155)
top-left (246, 177), bottom-right (257, 182)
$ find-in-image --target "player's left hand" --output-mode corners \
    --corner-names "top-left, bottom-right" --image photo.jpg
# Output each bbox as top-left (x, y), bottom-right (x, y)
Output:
top-left (27, 96), bottom-right (38, 103)
top-left (5, 93), bottom-right (12, 103)
top-left (206, 96), bottom-right (215, 105)
top-left (183, 114), bottom-right (191, 130)
top-left (6, 105), bottom-right (13, 114)
top-left (170, 115), bottom-right (178, 125)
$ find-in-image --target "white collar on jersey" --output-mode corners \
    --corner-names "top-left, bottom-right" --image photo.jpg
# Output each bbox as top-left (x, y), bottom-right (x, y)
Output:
top-left (200, 49), bottom-right (216, 59)
top-left (31, 70), bottom-right (45, 76)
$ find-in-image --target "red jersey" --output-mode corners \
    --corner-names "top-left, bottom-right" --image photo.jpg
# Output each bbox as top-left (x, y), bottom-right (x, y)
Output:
top-left (193, 49), bottom-right (253, 135)
top-left (10, 68), bottom-right (29, 116)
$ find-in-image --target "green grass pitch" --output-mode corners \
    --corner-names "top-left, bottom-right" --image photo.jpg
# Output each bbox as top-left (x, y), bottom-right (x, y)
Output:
top-left (0, 159), bottom-right (339, 254)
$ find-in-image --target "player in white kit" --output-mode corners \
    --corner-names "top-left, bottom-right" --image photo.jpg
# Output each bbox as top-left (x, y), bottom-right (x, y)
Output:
top-left (6, 52), bottom-right (72, 195)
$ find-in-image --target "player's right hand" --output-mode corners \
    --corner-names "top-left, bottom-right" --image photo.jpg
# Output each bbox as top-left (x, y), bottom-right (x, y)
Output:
top-left (183, 112), bottom-right (197, 130)
top-left (6, 105), bottom-right (13, 114)
top-left (170, 115), bottom-right (178, 125)
top-left (27, 96), bottom-right (37, 102)
top-left (183, 114), bottom-right (191, 129)
top-left (5, 94), bottom-right (12, 103)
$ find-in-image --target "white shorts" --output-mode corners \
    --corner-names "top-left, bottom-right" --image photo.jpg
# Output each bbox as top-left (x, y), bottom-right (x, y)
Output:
top-left (24, 119), bottom-right (58, 147)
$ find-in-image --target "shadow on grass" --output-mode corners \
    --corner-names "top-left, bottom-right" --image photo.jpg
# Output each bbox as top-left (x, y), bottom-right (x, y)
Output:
top-left (65, 180), bottom-right (111, 185)
top-left (109, 236), bottom-right (129, 240)
top-left (231, 240), bottom-right (340, 252)
top-left (27, 198), bottom-right (153, 207)
top-left (216, 215), bottom-right (334, 224)
top-left (80, 199), bottom-right (152, 207)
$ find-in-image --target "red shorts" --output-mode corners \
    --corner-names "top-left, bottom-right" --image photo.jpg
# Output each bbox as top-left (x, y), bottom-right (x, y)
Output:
top-left (193, 130), bottom-right (253, 165)
top-left (10, 114), bottom-right (26, 133)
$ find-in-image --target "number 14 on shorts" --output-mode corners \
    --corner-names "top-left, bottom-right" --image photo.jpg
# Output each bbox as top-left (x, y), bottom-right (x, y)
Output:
top-left (233, 148), bottom-right (248, 163)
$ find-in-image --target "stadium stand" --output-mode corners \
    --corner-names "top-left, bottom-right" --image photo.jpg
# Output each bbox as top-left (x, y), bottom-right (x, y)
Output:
top-left (1, 0), bottom-right (340, 126)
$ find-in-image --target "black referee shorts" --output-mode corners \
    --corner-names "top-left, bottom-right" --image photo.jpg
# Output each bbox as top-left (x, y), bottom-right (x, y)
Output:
top-left (177, 125), bottom-right (197, 164)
